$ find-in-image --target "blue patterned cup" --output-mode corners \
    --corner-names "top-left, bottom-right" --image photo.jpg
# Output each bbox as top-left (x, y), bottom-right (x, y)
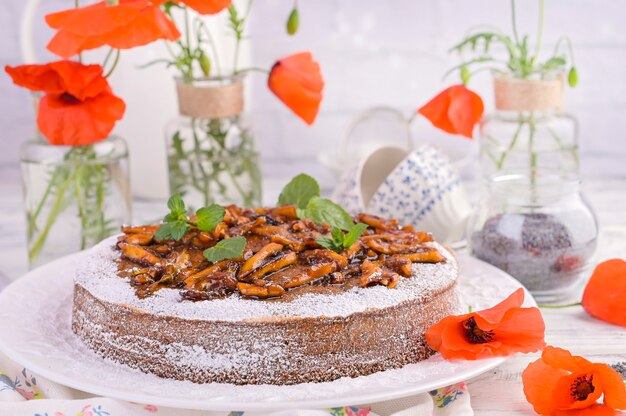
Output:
top-left (368, 145), bottom-right (472, 244)
top-left (331, 146), bottom-right (410, 216)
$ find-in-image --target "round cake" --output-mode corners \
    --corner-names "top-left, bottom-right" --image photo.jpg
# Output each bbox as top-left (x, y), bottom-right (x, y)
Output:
top-left (72, 206), bottom-right (462, 385)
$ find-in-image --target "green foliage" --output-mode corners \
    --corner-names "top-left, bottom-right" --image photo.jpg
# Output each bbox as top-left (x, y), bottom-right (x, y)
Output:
top-left (156, 195), bottom-right (225, 241)
top-left (277, 173), bottom-right (320, 209)
top-left (316, 223), bottom-right (369, 253)
top-left (203, 236), bottom-right (247, 263)
top-left (448, 0), bottom-right (578, 86)
top-left (299, 197), bottom-right (355, 231)
top-left (196, 204), bottom-right (225, 232)
top-left (277, 173), bottom-right (356, 232)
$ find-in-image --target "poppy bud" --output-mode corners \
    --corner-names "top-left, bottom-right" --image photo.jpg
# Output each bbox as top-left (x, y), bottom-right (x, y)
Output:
top-left (568, 67), bottom-right (578, 87)
top-left (286, 8), bottom-right (299, 36)
top-left (199, 51), bottom-right (211, 76)
top-left (460, 65), bottom-right (471, 85)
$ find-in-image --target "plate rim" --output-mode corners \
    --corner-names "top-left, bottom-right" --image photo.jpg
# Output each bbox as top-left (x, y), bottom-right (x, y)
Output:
top-left (0, 250), bottom-right (533, 411)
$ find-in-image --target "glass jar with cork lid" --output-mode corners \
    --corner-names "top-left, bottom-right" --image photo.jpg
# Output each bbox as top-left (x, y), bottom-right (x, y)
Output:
top-left (480, 72), bottom-right (579, 182)
top-left (165, 75), bottom-right (261, 210)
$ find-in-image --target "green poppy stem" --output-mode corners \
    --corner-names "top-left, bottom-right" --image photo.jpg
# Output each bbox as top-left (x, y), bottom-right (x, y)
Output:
top-left (538, 302), bottom-right (582, 309)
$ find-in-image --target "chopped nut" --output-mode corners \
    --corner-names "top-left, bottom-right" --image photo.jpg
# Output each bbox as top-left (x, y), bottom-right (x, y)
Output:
top-left (383, 255), bottom-right (413, 277)
top-left (356, 213), bottom-right (398, 231)
top-left (361, 232), bottom-right (433, 254)
top-left (184, 260), bottom-right (237, 287)
top-left (125, 233), bottom-right (153, 246)
top-left (121, 225), bottom-right (160, 234)
top-left (405, 248), bottom-right (446, 263)
top-left (237, 282), bottom-right (286, 298)
top-left (246, 251), bottom-right (298, 281)
top-left (239, 243), bottom-right (284, 277)
top-left (359, 261), bottom-right (400, 288)
top-left (118, 242), bottom-right (162, 266)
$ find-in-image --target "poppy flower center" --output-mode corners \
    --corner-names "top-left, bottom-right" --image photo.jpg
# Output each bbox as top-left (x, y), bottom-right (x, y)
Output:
top-left (462, 316), bottom-right (494, 344)
top-left (60, 92), bottom-right (81, 105)
top-left (570, 375), bottom-right (595, 401)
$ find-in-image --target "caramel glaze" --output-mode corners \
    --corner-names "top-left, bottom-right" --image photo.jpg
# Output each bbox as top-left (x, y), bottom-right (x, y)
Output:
top-left (115, 205), bottom-right (446, 302)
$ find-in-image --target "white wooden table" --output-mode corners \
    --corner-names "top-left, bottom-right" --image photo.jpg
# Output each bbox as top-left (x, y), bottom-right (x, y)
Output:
top-left (0, 176), bottom-right (625, 415)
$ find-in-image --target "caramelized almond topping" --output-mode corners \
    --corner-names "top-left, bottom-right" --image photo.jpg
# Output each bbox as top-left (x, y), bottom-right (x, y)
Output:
top-left (116, 206), bottom-right (447, 301)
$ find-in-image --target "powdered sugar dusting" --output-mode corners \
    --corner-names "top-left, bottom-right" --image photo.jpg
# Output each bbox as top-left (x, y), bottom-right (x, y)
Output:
top-left (75, 236), bottom-right (459, 322)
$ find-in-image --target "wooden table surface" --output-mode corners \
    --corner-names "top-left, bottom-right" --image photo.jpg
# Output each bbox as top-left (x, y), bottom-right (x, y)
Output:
top-left (0, 177), bottom-right (625, 415)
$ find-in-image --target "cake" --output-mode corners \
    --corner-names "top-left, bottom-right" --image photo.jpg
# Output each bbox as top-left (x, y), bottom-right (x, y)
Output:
top-left (72, 205), bottom-right (461, 385)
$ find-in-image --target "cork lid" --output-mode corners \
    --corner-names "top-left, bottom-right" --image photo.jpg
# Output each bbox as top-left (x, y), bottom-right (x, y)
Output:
top-left (494, 73), bottom-right (564, 112)
top-left (176, 77), bottom-right (244, 119)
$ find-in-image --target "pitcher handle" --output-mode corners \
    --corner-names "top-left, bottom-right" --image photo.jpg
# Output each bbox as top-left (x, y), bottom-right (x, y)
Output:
top-left (338, 106), bottom-right (413, 160)
top-left (20, 0), bottom-right (42, 63)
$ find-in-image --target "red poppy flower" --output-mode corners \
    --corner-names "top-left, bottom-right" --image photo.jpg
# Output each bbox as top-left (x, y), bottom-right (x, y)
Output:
top-left (268, 52), bottom-right (324, 125)
top-left (425, 288), bottom-right (546, 360)
top-left (523, 346), bottom-right (626, 415)
top-left (5, 61), bottom-right (125, 146)
top-left (417, 85), bottom-right (484, 139)
top-left (172, 0), bottom-right (231, 14)
top-left (46, 0), bottom-right (180, 59)
top-left (582, 259), bottom-right (626, 327)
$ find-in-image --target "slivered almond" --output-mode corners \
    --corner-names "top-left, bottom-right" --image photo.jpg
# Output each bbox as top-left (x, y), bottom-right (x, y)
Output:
top-left (118, 242), bottom-right (161, 266)
top-left (239, 243), bottom-right (284, 277)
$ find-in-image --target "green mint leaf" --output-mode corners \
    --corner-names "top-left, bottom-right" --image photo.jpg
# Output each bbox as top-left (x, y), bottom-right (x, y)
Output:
top-left (278, 173), bottom-right (320, 209)
top-left (331, 227), bottom-right (344, 243)
top-left (155, 221), bottom-right (188, 241)
top-left (301, 197), bottom-right (354, 231)
top-left (343, 223), bottom-right (368, 248)
top-left (170, 221), bottom-right (189, 241)
top-left (196, 204), bottom-right (225, 232)
top-left (167, 193), bottom-right (185, 214)
top-left (155, 223), bottom-right (173, 240)
top-left (203, 236), bottom-right (247, 264)
top-left (315, 236), bottom-right (342, 252)
top-left (164, 212), bottom-right (182, 223)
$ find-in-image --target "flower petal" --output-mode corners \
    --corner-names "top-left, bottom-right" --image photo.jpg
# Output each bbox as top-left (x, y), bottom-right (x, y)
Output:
top-left (475, 288), bottom-right (525, 325)
top-left (417, 85), bottom-right (483, 139)
top-left (268, 52), bottom-right (324, 125)
top-left (38, 92), bottom-right (125, 146)
top-left (582, 259), bottom-right (626, 327)
top-left (542, 346), bottom-right (594, 374)
top-left (523, 357), bottom-right (568, 415)
top-left (5, 64), bottom-right (66, 94)
top-left (175, 0), bottom-right (231, 14)
top-left (46, 0), bottom-right (179, 58)
top-left (593, 364), bottom-right (626, 410)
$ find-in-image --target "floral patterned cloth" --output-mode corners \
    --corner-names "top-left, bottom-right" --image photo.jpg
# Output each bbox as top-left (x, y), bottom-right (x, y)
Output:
top-left (0, 352), bottom-right (472, 416)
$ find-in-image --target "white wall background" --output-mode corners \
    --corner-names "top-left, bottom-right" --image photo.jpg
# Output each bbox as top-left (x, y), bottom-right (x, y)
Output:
top-left (1, 0), bottom-right (625, 196)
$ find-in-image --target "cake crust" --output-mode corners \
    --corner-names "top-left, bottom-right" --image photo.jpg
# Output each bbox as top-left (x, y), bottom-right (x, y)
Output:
top-left (72, 237), bottom-right (460, 385)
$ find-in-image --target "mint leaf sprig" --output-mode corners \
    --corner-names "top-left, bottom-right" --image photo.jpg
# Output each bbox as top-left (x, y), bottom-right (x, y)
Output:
top-left (155, 194), bottom-right (225, 241)
top-left (203, 236), bottom-right (246, 264)
top-left (316, 223), bottom-right (369, 253)
top-left (278, 174), bottom-right (369, 253)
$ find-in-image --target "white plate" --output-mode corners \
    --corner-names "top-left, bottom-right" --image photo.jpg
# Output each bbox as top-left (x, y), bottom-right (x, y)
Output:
top-left (0, 251), bottom-right (535, 411)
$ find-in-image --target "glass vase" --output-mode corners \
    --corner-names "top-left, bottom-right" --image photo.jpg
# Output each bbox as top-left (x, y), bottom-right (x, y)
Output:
top-left (468, 172), bottom-right (598, 303)
top-left (480, 73), bottom-right (579, 181)
top-left (165, 76), bottom-right (262, 210)
top-left (20, 136), bottom-right (131, 267)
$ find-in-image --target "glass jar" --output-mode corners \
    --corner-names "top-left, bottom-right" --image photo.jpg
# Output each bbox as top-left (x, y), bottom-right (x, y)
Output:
top-left (20, 136), bottom-right (131, 267)
top-left (165, 76), bottom-right (261, 210)
top-left (468, 172), bottom-right (598, 303)
top-left (480, 73), bottom-right (579, 181)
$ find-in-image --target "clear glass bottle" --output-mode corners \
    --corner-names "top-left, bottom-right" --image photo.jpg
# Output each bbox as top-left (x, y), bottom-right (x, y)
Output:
top-left (20, 136), bottom-right (131, 267)
top-left (480, 73), bottom-right (579, 181)
top-left (165, 76), bottom-right (261, 210)
top-left (468, 172), bottom-right (598, 303)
